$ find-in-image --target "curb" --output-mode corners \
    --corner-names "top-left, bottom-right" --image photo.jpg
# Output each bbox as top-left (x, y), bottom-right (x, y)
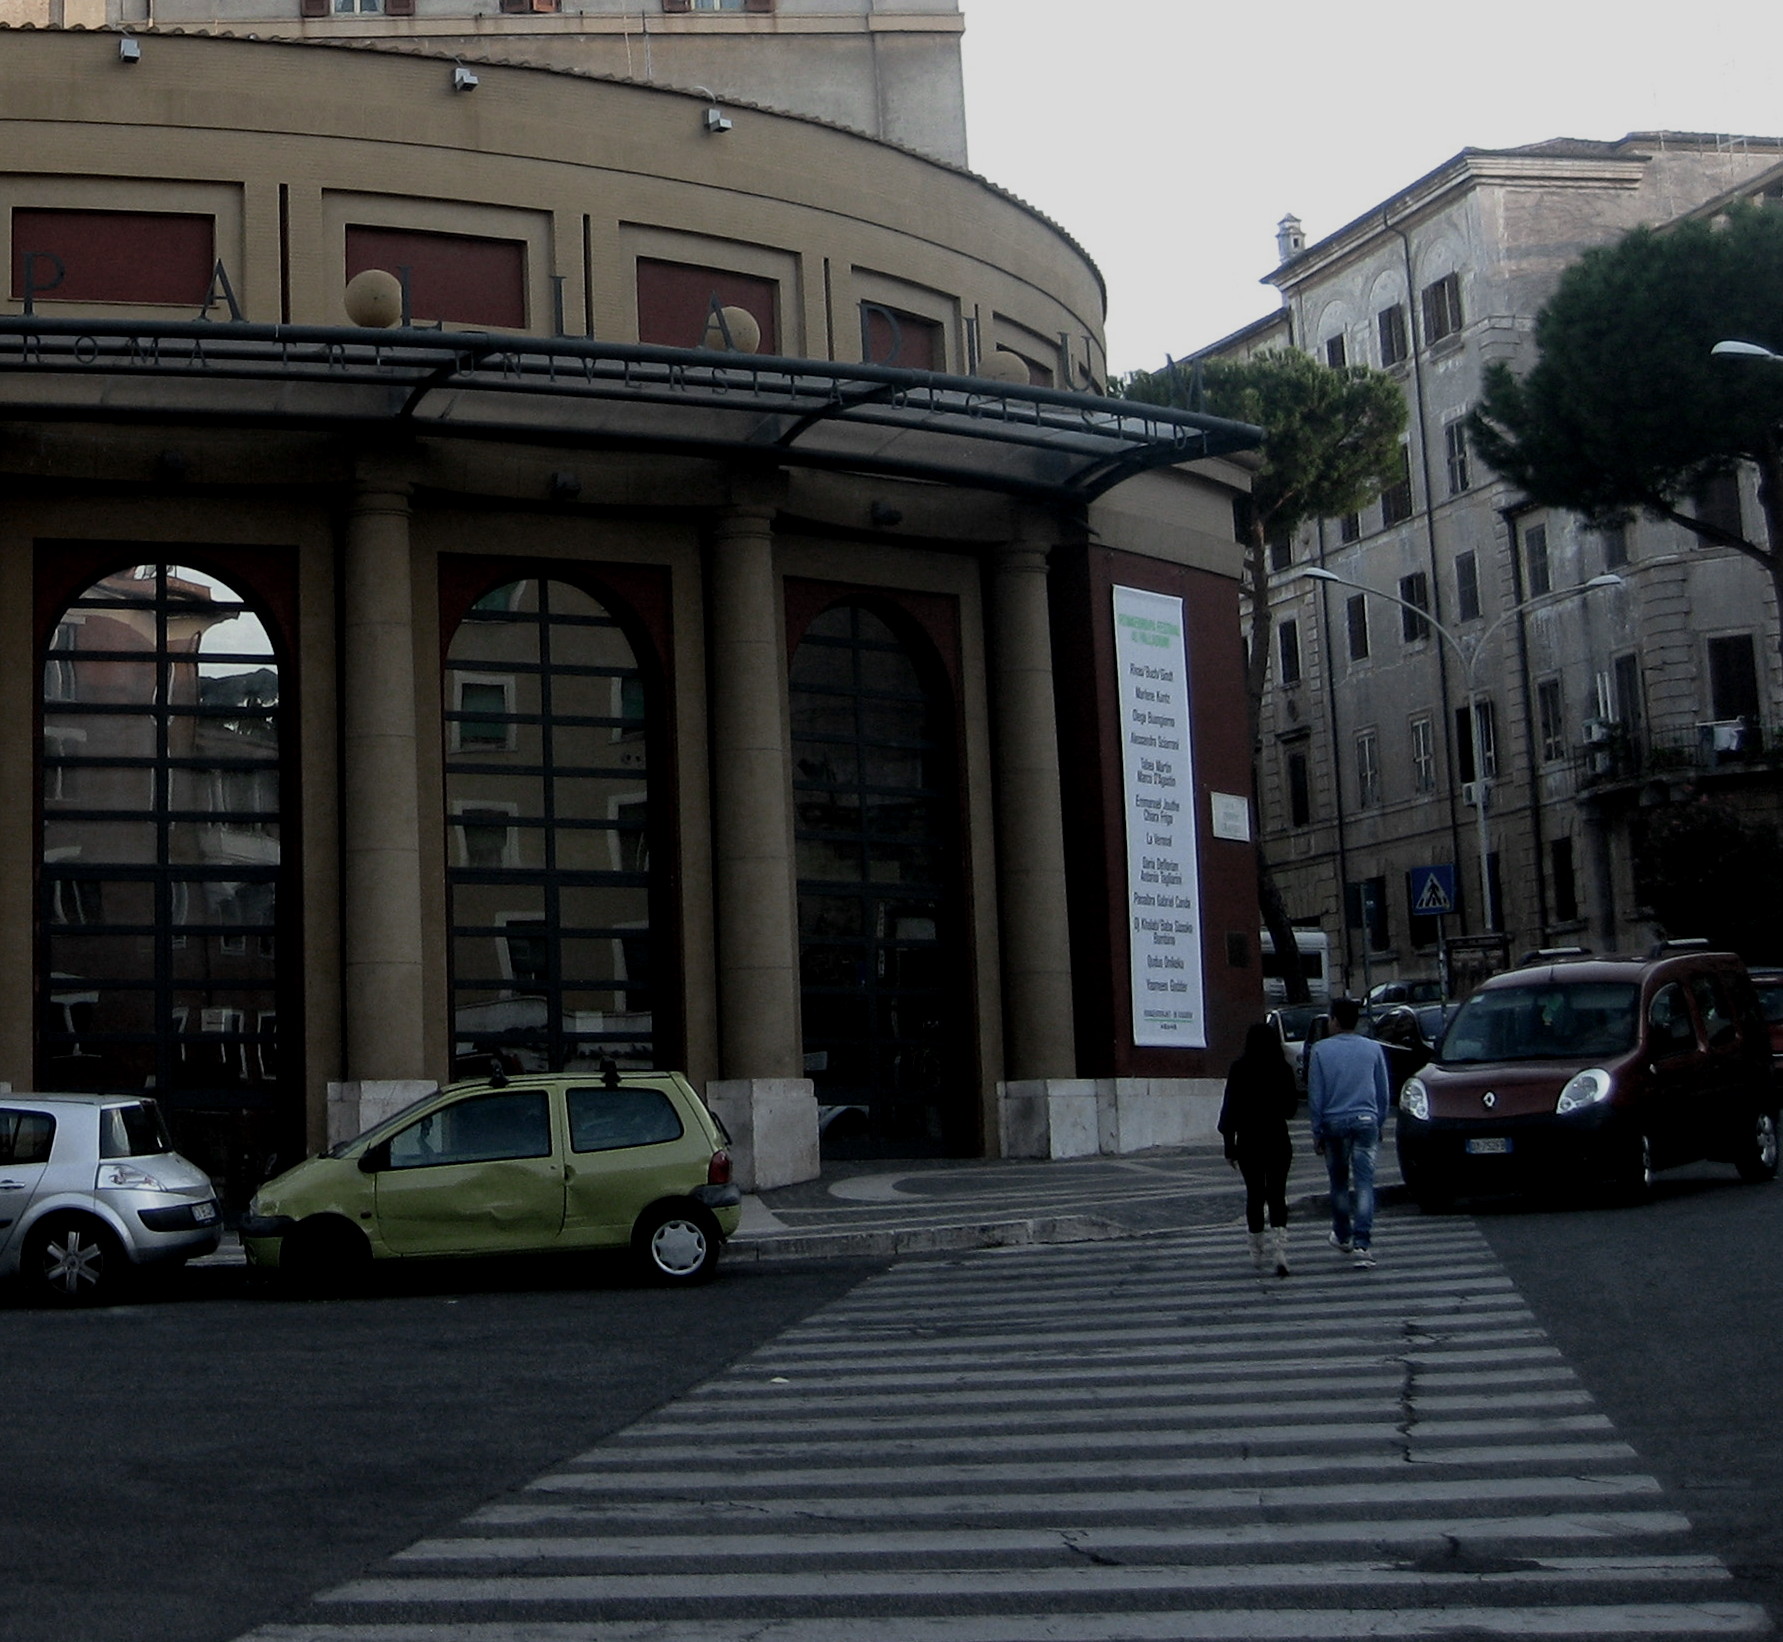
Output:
top-left (724, 1212), bottom-right (1129, 1263)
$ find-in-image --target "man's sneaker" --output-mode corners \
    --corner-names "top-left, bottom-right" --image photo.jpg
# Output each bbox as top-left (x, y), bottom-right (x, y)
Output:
top-left (1328, 1231), bottom-right (1353, 1253)
top-left (1353, 1246), bottom-right (1377, 1269)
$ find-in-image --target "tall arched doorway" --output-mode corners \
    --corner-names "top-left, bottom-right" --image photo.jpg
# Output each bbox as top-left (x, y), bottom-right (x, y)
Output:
top-left (443, 578), bottom-right (657, 1075)
top-left (39, 563), bottom-right (291, 1202)
top-left (789, 603), bottom-right (969, 1154)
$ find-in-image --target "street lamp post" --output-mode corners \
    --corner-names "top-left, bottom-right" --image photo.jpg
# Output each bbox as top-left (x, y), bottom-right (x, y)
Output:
top-left (1300, 566), bottom-right (1623, 936)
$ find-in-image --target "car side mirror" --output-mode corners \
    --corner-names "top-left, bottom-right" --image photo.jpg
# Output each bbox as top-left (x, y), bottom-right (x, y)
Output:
top-left (358, 1141), bottom-right (389, 1174)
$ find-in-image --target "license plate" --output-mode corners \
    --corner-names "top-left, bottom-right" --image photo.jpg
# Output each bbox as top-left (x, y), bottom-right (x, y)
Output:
top-left (1465, 1137), bottom-right (1511, 1155)
top-left (193, 1201), bottom-right (218, 1224)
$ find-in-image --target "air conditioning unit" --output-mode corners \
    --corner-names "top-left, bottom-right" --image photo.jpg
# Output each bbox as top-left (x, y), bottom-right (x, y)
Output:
top-left (1461, 780), bottom-right (1489, 807)
top-left (1582, 717), bottom-right (1618, 746)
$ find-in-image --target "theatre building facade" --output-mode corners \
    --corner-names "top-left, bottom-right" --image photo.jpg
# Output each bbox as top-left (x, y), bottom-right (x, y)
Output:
top-left (0, 28), bottom-right (1261, 1204)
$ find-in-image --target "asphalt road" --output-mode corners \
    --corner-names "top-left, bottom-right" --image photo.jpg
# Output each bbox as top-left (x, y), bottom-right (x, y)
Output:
top-left (0, 1252), bottom-right (885, 1642)
top-left (1474, 1160), bottom-right (1783, 1617)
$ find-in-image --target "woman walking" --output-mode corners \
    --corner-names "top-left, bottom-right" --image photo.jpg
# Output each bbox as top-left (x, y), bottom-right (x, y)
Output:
top-left (1219, 1021), bottom-right (1299, 1276)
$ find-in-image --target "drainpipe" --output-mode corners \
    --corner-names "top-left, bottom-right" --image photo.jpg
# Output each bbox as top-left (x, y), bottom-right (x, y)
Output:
top-left (1502, 501), bottom-right (1552, 940)
top-left (1383, 209), bottom-right (1470, 936)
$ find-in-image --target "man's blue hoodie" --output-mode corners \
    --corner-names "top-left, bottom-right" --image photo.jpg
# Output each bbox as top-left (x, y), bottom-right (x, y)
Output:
top-left (1307, 1030), bottom-right (1391, 1141)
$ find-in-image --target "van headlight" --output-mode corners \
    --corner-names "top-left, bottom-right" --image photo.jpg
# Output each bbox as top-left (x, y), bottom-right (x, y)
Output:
top-left (1399, 1077), bottom-right (1429, 1122)
top-left (1556, 1068), bottom-right (1613, 1114)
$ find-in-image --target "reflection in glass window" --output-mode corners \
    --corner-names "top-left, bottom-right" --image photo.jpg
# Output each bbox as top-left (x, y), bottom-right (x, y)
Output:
top-left (790, 604), bottom-right (965, 1155)
top-left (38, 565), bottom-right (283, 1110)
top-left (388, 1090), bottom-right (551, 1168)
top-left (567, 1085), bottom-right (683, 1152)
top-left (445, 580), bottom-right (654, 1075)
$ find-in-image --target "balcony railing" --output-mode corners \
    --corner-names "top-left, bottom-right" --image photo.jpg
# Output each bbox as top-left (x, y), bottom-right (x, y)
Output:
top-left (1573, 716), bottom-right (1778, 787)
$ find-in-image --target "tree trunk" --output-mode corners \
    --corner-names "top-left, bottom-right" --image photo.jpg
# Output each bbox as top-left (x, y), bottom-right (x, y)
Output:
top-left (1242, 520), bottom-right (1310, 1007)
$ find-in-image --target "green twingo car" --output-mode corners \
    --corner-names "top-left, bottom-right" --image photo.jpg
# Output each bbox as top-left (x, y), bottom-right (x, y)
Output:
top-left (241, 1071), bottom-right (742, 1289)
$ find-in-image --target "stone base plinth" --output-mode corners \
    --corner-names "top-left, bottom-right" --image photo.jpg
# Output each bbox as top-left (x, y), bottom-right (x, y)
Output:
top-left (327, 1079), bottom-right (437, 1148)
top-left (706, 1077), bottom-right (820, 1192)
top-left (999, 1077), bottom-right (1223, 1159)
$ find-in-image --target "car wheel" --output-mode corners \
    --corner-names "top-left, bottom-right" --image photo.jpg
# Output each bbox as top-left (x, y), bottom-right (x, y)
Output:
top-left (633, 1203), bottom-right (720, 1285)
top-left (24, 1214), bottom-right (126, 1307)
top-left (280, 1218), bottom-right (372, 1298)
top-left (1735, 1108), bottom-right (1780, 1183)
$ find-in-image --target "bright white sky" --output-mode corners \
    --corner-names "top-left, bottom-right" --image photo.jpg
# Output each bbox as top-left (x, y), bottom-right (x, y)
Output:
top-left (961, 0), bottom-right (1783, 376)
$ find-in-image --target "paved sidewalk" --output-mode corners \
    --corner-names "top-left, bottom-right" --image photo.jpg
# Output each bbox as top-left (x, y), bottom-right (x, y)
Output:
top-left (729, 1128), bottom-right (1404, 1261)
top-left (193, 1128), bottom-right (1400, 1268)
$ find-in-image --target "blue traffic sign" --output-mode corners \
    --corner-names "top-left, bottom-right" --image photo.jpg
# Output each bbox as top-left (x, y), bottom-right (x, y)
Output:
top-left (1409, 863), bottom-right (1457, 915)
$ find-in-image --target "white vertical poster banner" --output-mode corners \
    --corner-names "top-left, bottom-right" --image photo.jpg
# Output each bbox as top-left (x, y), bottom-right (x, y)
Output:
top-left (1113, 585), bottom-right (1206, 1048)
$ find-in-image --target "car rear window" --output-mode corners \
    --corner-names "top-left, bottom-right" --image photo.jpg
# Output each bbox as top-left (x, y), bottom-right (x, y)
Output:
top-left (1441, 982), bottom-right (1639, 1064)
top-left (0, 1109), bottom-right (55, 1165)
top-left (568, 1086), bottom-right (685, 1153)
top-left (98, 1101), bottom-right (174, 1159)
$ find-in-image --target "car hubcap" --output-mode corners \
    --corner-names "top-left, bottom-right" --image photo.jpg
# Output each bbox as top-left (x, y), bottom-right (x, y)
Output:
top-left (650, 1219), bottom-right (707, 1276)
top-left (1760, 1115), bottom-right (1778, 1169)
top-left (45, 1231), bottom-right (103, 1295)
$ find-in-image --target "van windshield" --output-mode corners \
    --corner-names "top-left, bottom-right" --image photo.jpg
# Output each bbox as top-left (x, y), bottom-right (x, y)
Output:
top-left (1440, 982), bottom-right (1640, 1064)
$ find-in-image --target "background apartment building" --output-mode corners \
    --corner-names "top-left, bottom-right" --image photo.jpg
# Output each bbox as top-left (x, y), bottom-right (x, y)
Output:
top-left (1198, 134), bottom-right (1783, 997)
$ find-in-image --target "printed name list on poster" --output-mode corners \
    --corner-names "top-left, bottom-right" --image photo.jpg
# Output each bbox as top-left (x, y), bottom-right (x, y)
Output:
top-left (1113, 585), bottom-right (1205, 1048)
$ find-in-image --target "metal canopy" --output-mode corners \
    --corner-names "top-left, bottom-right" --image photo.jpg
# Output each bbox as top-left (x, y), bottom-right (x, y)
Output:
top-left (0, 319), bottom-right (1260, 504)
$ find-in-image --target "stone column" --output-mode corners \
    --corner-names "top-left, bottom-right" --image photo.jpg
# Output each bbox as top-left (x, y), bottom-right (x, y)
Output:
top-left (704, 493), bottom-right (818, 1186)
top-left (988, 521), bottom-right (1078, 1082)
top-left (339, 470), bottom-right (428, 1084)
top-left (707, 498), bottom-right (804, 1077)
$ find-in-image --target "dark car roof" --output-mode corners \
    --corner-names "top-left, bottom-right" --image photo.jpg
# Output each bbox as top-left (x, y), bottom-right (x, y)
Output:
top-left (1476, 951), bottom-right (1746, 992)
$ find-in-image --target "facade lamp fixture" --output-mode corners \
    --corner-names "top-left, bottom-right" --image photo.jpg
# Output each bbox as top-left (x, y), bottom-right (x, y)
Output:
top-left (118, 35), bottom-right (141, 62)
top-left (452, 62), bottom-right (479, 92)
top-left (694, 87), bottom-right (731, 134)
top-left (1299, 565), bottom-right (1623, 934)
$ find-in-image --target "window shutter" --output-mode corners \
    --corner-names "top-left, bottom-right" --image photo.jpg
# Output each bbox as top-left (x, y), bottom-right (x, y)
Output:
top-left (299, 0), bottom-right (327, 17)
top-left (385, 0), bottom-right (414, 15)
top-left (743, 0), bottom-right (773, 10)
top-left (660, 0), bottom-right (692, 11)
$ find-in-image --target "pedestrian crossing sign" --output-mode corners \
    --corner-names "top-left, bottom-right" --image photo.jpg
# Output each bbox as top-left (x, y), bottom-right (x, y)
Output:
top-left (1410, 863), bottom-right (1457, 915)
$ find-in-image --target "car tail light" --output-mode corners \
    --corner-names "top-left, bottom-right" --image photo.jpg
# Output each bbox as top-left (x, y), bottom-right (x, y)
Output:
top-left (707, 1149), bottom-right (732, 1186)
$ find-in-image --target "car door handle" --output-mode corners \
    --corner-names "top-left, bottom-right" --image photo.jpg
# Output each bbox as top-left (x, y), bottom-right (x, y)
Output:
top-left (0, 1179), bottom-right (26, 1191)
top-left (563, 1164), bottom-right (577, 1181)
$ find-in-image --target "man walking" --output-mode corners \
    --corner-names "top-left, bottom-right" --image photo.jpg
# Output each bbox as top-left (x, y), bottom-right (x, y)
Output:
top-left (1306, 997), bottom-right (1391, 1268)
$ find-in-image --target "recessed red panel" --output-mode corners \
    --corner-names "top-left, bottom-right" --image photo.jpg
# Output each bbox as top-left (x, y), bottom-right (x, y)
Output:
top-left (636, 259), bottom-right (779, 353)
top-left (346, 225), bottom-right (527, 329)
top-left (11, 209), bottom-right (215, 306)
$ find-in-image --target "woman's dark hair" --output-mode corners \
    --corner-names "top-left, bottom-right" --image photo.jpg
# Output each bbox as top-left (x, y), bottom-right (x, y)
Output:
top-left (1241, 1021), bottom-right (1284, 1062)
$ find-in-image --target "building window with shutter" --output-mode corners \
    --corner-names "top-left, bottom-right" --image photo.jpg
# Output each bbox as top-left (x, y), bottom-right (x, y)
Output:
top-left (1268, 529), bottom-right (1293, 573)
top-left (1355, 730), bottom-right (1381, 809)
top-left (1324, 334), bottom-right (1346, 369)
top-left (1456, 698), bottom-right (1498, 782)
top-left (1339, 512), bottom-right (1361, 544)
top-left (1455, 551), bottom-right (1480, 622)
top-left (1380, 446), bottom-right (1414, 526)
top-left (1422, 272), bottom-right (1463, 344)
top-left (1399, 571), bottom-right (1431, 644)
top-left (1410, 716), bottom-right (1436, 794)
top-left (1377, 304), bottom-right (1409, 367)
top-left (1551, 837), bottom-right (1579, 923)
top-left (1537, 677), bottom-right (1566, 763)
top-left (1346, 594), bottom-right (1370, 663)
top-left (1693, 471), bottom-right (1744, 540)
top-left (664, 0), bottom-right (774, 11)
top-left (1287, 751), bottom-right (1311, 828)
top-left (1524, 523), bottom-right (1551, 597)
top-left (1445, 420), bottom-right (1471, 494)
top-left (1602, 523), bottom-right (1629, 569)
top-left (1277, 618), bottom-right (1301, 687)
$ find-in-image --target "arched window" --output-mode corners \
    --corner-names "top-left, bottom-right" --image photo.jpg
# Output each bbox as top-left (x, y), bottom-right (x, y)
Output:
top-left (790, 604), bottom-right (966, 1154)
top-left (40, 564), bottom-right (287, 1186)
top-left (444, 579), bottom-right (654, 1074)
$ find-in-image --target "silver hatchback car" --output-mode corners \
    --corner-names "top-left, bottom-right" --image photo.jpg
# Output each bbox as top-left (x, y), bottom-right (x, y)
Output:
top-left (0, 1094), bottom-right (221, 1304)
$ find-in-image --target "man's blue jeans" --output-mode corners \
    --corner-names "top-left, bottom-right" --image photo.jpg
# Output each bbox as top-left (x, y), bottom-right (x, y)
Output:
top-left (1321, 1117), bottom-right (1379, 1250)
